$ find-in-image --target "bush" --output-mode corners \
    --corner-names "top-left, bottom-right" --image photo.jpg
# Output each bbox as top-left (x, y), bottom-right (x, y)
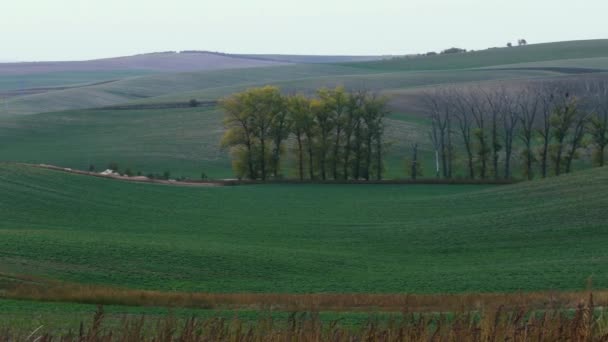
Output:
top-left (201, 172), bottom-right (208, 180)
top-left (163, 170), bottom-right (171, 180)
top-left (88, 164), bottom-right (96, 172)
top-left (124, 168), bottom-right (133, 177)
top-left (189, 99), bottom-right (199, 107)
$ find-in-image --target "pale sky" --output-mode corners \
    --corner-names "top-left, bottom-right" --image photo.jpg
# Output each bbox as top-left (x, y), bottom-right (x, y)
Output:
top-left (1, 0), bottom-right (607, 61)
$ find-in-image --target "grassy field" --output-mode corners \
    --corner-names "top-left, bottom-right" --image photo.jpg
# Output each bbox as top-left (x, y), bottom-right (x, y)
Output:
top-left (0, 106), bottom-right (434, 179)
top-left (0, 70), bottom-right (156, 93)
top-left (0, 107), bottom-right (231, 178)
top-left (343, 39), bottom-right (608, 71)
top-left (3, 40), bottom-right (608, 117)
top-left (0, 163), bottom-right (606, 294)
top-left (0, 64), bottom-right (374, 116)
top-left (0, 298), bottom-right (401, 333)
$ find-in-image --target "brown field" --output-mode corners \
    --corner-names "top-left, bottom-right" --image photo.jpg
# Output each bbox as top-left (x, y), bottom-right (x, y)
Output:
top-left (2, 273), bottom-right (606, 314)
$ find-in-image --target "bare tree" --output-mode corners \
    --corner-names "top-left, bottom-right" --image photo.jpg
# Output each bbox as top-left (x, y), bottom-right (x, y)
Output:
top-left (411, 143), bottom-right (419, 180)
top-left (587, 81), bottom-right (608, 167)
top-left (343, 90), bottom-right (365, 179)
top-left (470, 89), bottom-right (490, 179)
top-left (453, 88), bottom-right (476, 179)
top-left (423, 88), bottom-right (454, 178)
top-left (517, 87), bottom-right (540, 179)
top-left (550, 92), bottom-right (577, 176)
top-left (484, 88), bottom-right (506, 179)
top-left (536, 83), bottom-right (556, 178)
top-left (502, 93), bottom-right (519, 179)
top-left (429, 123), bottom-right (441, 178)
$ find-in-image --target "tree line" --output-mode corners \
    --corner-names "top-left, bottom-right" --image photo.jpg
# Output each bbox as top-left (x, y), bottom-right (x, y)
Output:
top-left (221, 86), bottom-right (389, 181)
top-left (423, 79), bottom-right (608, 180)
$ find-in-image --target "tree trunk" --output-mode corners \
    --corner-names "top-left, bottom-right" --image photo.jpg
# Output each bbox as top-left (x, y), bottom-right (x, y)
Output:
top-left (525, 139), bottom-right (533, 180)
top-left (555, 143), bottom-right (563, 176)
top-left (332, 127), bottom-right (341, 180)
top-left (353, 125), bottom-right (362, 179)
top-left (440, 128), bottom-right (447, 178)
top-left (492, 118), bottom-right (499, 179)
top-left (245, 139), bottom-right (255, 180)
top-left (296, 133), bottom-right (304, 181)
top-left (365, 134), bottom-right (372, 181)
top-left (375, 135), bottom-right (382, 180)
top-left (478, 134), bottom-right (488, 179)
top-left (306, 134), bottom-right (315, 180)
top-left (541, 139), bottom-right (549, 178)
top-left (343, 134), bottom-right (352, 179)
top-left (504, 140), bottom-right (513, 179)
top-left (446, 117), bottom-right (453, 178)
top-left (260, 136), bottom-right (267, 180)
top-left (412, 144), bottom-right (418, 180)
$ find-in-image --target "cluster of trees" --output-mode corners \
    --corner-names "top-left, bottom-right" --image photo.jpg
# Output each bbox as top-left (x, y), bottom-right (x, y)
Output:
top-left (221, 86), bottom-right (389, 180)
top-left (423, 80), bottom-right (608, 180)
top-left (507, 40), bottom-right (528, 48)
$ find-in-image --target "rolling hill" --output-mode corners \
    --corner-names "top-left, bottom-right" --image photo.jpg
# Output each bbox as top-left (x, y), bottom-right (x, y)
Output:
top-left (0, 51), bottom-right (290, 76)
top-left (0, 163), bottom-right (606, 293)
top-left (0, 52), bottom-right (388, 97)
top-left (343, 39), bottom-right (608, 71)
top-left (2, 39), bottom-right (608, 117)
top-left (0, 106), bottom-right (432, 179)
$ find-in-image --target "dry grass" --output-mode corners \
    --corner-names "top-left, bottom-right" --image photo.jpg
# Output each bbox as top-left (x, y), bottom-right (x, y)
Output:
top-left (3, 274), bottom-right (608, 313)
top-left (3, 296), bottom-right (608, 341)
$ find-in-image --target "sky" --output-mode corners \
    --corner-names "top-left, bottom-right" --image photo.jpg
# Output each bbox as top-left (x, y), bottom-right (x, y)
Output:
top-left (1, 0), bottom-right (607, 61)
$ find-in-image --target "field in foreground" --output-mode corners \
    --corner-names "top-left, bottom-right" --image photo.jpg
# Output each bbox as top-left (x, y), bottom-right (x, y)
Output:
top-left (0, 164), bottom-right (606, 294)
top-left (1, 296), bottom-right (607, 341)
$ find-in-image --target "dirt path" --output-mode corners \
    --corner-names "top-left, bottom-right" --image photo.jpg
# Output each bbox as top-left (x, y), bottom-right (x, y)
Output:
top-left (26, 163), bottom-right (223, 187)
top-left (15, 163), bottom-right (514, 187)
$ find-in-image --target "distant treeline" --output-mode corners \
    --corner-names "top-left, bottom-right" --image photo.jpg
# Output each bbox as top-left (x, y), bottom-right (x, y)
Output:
top-left (221, 86), bottom-right (388, 181)
top-left (423, 79), bottom-right (608, 180)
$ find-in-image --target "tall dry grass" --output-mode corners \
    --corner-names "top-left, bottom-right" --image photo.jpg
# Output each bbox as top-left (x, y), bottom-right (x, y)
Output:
top-left (4, 276), bottom-right (608, 313)
top-left (3, 295), bottom-right (608, 341)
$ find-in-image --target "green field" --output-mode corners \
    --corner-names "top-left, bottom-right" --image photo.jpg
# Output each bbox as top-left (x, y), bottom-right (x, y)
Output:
top-left (0, 106), bottom-right (434, 179)
top-left (343, 39), bottom-right (608, 71)
top-left (0, 70), bottom-right (155, 92)
top-left (1, 163), bottom-right (606, 294)
top-left (0, 298), bottom-right (400, 333)
top-left (3, 40), bottom-right (608, 117)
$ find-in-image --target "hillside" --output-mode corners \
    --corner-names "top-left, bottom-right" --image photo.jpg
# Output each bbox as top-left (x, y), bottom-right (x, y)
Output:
top-left (0, 51), bottom-right (289, 76)
top-left (0, 163), bottom-right (606, 293)
top-left (0, 106), bottom-right (431, 179)
top-left (0, 64), bottom-right (375, 116)
top-left (233, 53), bottom-right (389, 63)
top-left (343, 39), bottom-right (608, 71)
top-left (0, 52), bottom-right (388, 96)
top-left (0, 66), bottom-right (566, 117)
top-left (3, 40), bottom-right (608, 117)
